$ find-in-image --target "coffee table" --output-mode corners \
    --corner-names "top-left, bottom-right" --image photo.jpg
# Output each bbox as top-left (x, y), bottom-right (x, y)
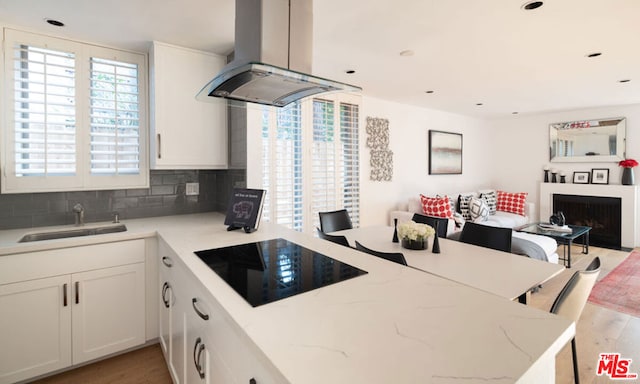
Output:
top-left (515, 223), bottom-right (591, 268)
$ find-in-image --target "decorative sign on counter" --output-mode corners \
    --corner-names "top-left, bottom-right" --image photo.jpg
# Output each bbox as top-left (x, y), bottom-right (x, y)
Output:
top-left (224, 188), bottom-right (266, 233)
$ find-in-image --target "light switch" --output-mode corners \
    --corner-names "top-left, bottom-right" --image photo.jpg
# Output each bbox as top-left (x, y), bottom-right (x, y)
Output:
top-left (186, 182), bottom-right (199, 196)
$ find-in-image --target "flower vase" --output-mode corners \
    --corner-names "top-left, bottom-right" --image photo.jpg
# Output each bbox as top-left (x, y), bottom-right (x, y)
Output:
top-left (401, 238), bottom-right (427, 250)
top-left (622, 167), bottom-right (635, 185)
top-left (392, 218), bottom-right (399, 243)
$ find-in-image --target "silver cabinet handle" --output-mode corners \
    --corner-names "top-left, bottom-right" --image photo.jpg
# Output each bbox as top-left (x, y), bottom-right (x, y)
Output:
top-left (193, 337), bottom-right (205, 379)
top-left (161, 256), bottom-right (172, 268)
top-left (157, 133), bottom-right (162, 159)
top-left (192, 298), bottom-right (209, 320)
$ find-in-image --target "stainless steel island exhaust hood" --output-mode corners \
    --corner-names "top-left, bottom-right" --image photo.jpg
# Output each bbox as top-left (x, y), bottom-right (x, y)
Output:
top-left (196, 0), bottom-right (361, 107)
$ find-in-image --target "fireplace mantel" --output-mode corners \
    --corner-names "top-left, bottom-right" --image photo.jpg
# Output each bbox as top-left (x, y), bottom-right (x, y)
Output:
top-left (539, 183), bottom-right (639, 248)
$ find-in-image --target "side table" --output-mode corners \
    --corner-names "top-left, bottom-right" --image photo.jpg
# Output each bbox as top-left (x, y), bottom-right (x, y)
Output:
top-left (515, 223), bottom-right (591, 268)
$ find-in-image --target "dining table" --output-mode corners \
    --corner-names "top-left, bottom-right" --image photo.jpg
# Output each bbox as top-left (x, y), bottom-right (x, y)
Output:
top-left (334, 225), bottom-right (565, 304)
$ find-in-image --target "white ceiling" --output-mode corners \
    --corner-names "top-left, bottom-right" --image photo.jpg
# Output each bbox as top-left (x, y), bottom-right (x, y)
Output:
top-left (1, 0), bottom-right (639, 118)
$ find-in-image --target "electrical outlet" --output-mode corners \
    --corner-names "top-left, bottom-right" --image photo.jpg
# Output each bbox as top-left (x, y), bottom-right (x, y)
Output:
top-left (186, 182), bottom-right (199, 196)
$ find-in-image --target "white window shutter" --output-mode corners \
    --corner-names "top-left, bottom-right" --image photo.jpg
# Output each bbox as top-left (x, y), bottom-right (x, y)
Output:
top-left (260, 95), bottom-right (360, 234)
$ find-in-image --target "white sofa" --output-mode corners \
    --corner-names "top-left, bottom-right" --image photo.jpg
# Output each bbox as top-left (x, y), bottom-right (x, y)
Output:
top-left (390, 195), bottom-right (559, 264)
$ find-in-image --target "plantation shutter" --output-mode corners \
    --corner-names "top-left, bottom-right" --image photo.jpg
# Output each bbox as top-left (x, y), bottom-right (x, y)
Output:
top-left (89, 57), bottom-right (141, 175)
top-left (260, 95), bottom-right (360, 234)
top-left (339, 102), bottom-right (360, 227)
top-left (2, 28), bottom-right (148, 193)
top-left (261, 102), bottom-right (304, 231)
top-left (12, 44), bottom-right (77, 177)
top-left (311, 99), bottom-right (338, 230)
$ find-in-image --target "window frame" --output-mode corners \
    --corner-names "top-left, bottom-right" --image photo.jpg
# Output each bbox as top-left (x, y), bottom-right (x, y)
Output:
top-left (1, 28), bottom-right (149, 193)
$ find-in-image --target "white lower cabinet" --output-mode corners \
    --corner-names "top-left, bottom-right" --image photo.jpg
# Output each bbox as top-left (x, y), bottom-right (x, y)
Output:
top-left (0, 239), bottom-right (146, 384)
top-left (0, 275), bottom-right (72, 384)
top-left (72, 263), bottom-right (146, 364)
top-left (185, 297), bottom-right (236, 384)
top-left (158, 240), bottom-right (285, 384)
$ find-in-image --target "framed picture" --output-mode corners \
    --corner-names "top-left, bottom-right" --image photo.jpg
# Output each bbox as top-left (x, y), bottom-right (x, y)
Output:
top-left (590, 168), bottom-right (609, 185)
top-left (428, 130), bottom-right (462, 175)
top-left (572, 171), bottom-right (590, 184)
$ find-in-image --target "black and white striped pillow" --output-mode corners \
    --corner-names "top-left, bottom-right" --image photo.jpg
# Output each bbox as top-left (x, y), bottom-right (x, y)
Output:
top-left (457, 193), bottom-right (477, 220)
top-left (479, 190), bottom-right (497, 215)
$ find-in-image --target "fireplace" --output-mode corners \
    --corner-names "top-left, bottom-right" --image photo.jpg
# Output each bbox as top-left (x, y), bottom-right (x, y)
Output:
top-left (553, 194), bottom-right (621, 249)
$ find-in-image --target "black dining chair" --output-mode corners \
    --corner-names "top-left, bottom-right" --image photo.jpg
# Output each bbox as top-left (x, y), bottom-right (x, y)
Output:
top-left (411, 213), bottom-right (448, 238)
top-left (354, 241), bottom-right (407, 266)
top-left (318, 209), bottom-right (353, 233)
top-left (459, 222), bottom-right (512, 252)
top-left (550, 257), bottom-right (601, 384)
top-left (317, 228), bottom-right (351, 247)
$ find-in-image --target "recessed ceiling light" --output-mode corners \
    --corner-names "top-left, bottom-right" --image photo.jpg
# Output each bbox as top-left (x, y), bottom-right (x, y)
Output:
top-left (512, 112), bottom-right (519, 115)
top-left (425, 90), bottom-right (434, 94)
top-left (619, 79), bottom-right (631, 83)
top-left (345, 70), bottom-right (356, 74)
top-left (44, 18), bottom-right (64, 27)
top-left (399, 50), bottom-right (414, 57)
top-left (476, 103), bottom-right (483, 106)
top-left (522, 1), bottom-right (544, 10)
top-left (586, 52), bottom-right (602, 58)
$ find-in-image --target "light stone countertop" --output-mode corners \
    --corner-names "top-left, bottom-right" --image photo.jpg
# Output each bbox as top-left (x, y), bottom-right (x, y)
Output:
top-left (0, 213), bottom-right (575, 383)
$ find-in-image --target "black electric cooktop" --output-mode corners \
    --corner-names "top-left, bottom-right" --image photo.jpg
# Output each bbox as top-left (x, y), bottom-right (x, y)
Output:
top-left (194, 238), bottom-right (367, 307)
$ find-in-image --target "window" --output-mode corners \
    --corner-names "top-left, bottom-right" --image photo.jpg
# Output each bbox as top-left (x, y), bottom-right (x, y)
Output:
top-left (261, 94), bottom-right (360, 234)
top-left (2, 29), bottom-right (148, 193)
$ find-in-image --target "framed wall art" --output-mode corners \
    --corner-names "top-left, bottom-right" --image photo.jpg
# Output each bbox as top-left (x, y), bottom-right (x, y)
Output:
top-left (590, 168), bottom-right (609, 185)
top-left (572, 171), bottom-right (590, 184)
top-left (428, 130), bottom-right (462, 175)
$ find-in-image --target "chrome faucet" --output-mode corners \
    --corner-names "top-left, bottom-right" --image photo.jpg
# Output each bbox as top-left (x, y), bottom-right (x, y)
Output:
top-left (72, 203), bottom-right (85, 226)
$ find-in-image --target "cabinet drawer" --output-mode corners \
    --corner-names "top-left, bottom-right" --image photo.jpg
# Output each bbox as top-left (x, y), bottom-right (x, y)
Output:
top-left (0, 239), bottom-right (145, 285)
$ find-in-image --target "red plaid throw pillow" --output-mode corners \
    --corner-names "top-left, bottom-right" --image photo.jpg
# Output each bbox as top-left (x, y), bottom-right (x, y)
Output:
top-left (419, 194), bottom-right (453, 218)
top-left (496, 190), bottom-right (528, 216)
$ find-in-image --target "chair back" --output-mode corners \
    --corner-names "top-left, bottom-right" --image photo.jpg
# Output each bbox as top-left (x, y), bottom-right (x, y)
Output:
top-left (550, 257), bottom-right (601, 322)
top-left (319, 209), bottom-right (353, 233)
top-left (411, 213), bottom-right (448, 238)
top-left (459, 222), bottom-right (512, 252)
top-left (354, 241), bottom-right (407, 266)
top-left (317, 228), bottom-right (351, 247)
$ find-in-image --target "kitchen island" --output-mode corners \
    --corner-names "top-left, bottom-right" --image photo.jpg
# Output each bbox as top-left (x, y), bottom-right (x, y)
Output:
top-left (0, 213), bottom-right (574, 383)
top-left (156, 214), bottom-right (574, 383)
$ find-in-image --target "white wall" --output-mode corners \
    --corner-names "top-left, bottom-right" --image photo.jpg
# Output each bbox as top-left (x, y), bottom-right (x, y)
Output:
top-left (359, 96), bottom-right (493, 226)
top-left (489, 104), bottom-right (640, 210)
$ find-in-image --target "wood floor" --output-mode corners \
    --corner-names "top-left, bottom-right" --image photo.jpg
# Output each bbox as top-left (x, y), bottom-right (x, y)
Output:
top-left (528, 245), bottom-right (640, 384)
top-left (30, 245), bottom-right (639, 384)
top-left (30, 344), bottom-right (172, 384)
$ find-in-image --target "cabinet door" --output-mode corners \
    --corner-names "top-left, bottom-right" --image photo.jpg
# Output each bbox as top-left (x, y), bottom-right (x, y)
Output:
top-left (159, 280), bottom-right (173, 356)
top-left (159, 243), bottom-right (183, 383)
top-left (72, 263), bottom-right (145, 364)
top-left (150, 41), bottom-right (228, 169)
top-left (0, 276), bottom-right (72, 384)
top-left (185, 296), bottom-right (235, 384)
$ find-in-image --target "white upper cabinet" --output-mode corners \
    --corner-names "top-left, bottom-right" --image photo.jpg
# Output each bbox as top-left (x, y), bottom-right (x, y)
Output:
top-left (150, 41), bottom-right (228, 169)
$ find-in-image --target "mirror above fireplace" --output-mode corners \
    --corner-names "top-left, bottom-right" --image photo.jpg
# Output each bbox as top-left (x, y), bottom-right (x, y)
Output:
top-left (549, 117), bottom-right (626, 163)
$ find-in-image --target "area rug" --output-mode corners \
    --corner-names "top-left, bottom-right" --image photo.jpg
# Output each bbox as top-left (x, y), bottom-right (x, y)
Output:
top-left (588, 251), bottom-right (640, 318)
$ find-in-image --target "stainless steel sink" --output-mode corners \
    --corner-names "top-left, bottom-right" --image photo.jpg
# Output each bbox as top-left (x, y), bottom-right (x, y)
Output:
top-left (18, 224), bottom-right (127, 243)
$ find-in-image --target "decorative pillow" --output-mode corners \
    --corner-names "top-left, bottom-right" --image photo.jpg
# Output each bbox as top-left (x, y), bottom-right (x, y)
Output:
top-left (478, 189), bottom-right (497, 215)
top-left (469, 197), bottom-right (489, 222)
top-left (457, 192), bottom-right (477, 220)
top-left (420, 194), bottom-right (453, 218)
top-left (496, 190), bottom-right (528, 216)
top-left (437, 194), bottom-right (456, 216)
